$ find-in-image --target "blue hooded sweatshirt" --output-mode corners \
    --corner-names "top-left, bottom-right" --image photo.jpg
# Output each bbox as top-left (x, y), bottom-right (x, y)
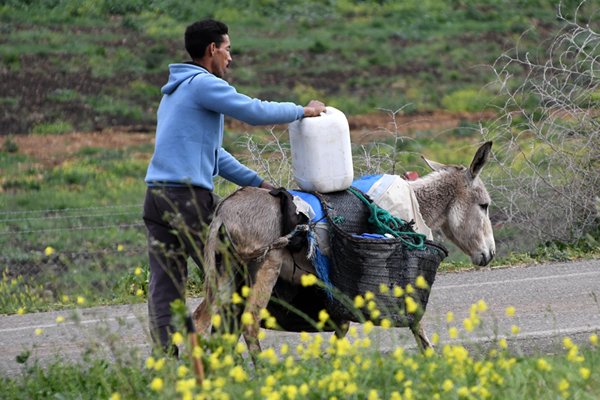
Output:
top-left (145, 63), bottom-right (305, 190)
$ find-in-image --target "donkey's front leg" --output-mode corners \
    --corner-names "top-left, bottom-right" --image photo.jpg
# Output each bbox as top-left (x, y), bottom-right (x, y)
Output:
top-left (410, 321), bottom-right (433, 353)
top-left (242, 249), bottom-right (284, 357)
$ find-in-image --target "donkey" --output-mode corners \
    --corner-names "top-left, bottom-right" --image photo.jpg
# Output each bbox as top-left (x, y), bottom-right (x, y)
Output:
top-left (193, 141), bottom-right (495, 354)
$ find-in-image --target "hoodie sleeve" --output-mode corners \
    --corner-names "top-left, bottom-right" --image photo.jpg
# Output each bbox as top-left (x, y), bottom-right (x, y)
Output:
top-left (217, 148), bottom-right (263, 187)
top-left (192, 75), bottom-right (305, 125)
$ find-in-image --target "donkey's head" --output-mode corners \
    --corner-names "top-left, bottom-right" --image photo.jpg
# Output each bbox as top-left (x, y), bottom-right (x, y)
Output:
top-left (418, 142), bottom-right (496, 266)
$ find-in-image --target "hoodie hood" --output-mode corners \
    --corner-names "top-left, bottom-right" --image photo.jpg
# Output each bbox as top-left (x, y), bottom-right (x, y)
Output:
top-left (161, 63), bottom-right (208, 95)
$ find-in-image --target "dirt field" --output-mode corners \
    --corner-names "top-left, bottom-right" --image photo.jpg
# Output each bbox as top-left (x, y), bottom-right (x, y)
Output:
top-left (12, 110), bottom-right (494, 164)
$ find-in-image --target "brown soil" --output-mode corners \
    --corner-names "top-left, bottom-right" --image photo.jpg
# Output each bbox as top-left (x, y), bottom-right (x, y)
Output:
top-left (12, 110), bottom-right (495, 164)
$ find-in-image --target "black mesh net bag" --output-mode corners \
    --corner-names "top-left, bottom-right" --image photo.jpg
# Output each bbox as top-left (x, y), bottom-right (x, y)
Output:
top-left (317, 188), bottom-right (448, 327)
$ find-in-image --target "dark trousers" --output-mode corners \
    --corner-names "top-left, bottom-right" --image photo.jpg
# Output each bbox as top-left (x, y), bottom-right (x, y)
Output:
top-left (142, 186), bottom-right (218, 353)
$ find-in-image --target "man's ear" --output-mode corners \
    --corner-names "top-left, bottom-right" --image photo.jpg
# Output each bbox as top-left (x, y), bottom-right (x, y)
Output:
top-left (207, 42), bottom-right (216, 57)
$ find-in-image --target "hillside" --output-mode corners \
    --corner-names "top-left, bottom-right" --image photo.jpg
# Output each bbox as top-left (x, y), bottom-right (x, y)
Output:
top-left (0, 0), bottom-right (575, 136)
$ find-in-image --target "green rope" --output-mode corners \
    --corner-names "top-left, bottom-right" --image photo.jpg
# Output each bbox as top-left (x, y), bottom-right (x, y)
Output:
top-left (347, 187), bottom-right (426, 250)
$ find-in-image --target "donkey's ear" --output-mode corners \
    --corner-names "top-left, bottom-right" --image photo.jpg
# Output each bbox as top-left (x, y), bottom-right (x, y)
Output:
top-left (468, 141), bottom-right (492, 179)
top-left (421, 156), bottom-right (445, 171)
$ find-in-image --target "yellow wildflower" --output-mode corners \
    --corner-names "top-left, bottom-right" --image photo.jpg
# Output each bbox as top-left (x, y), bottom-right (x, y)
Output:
top-left (35, 328), bottom-right (43, 336)
top-left (446, 311), bottom-right (454, 323)
top-left (318, 309), bottom-right (329, 323)
top-left (61, 295), bottom-right (69, 302)
top-left (229, 365), bottom-right (248, 382)
top-left (558, 379), bottom-right (569, 391)
top-left (55, 315), bottom-right (65, 323)
top-left (431, 332), bottom-right (440, 345)
top-left (345, 383), bottom-right (358, 395)
top-left (136, 289), bottom-right (144, 296)
top-left (134, 266), bottom-right (142, 276)
top-left (259, 348), bottom-right (278, 365)
top-left (367, 389), bottom-right (379, 400)
top-left (192, 346), bottom-right (202, 359)
top-left (172, 332), bottom-right (184, 346)
top-left (280, 343), bottom-right (289, 355)
top-left (498, 338), bottom-right (508, 349)
top-left (448, 327), bottom-right (458, 339)
top-left (153, 358), bottom-right (165, 371)
top-left (536, 358), bottom-right (551, 371)
top-left (393, 347), bottom-right (404, 361)
top-left (76, 296), bottom-right (86, 305)
top-left (212, 314), bottom-right (222, 328)
top-left (442, 379), bottom-right (453, 392)
top-left (395, 370), bottom-right (405, 382)
top-left (354, 295), bottom-right (365, 308)
top-left (457, 386), bottom-right (470, 398)
top-left (301, 274), bottom-right (317, 287)
top-left (563, 337), bottom-right (574, 349)
top-left (511, 325), bottom-right (520, 335)
top-left (567, 345), bottom-right (584, 363)
top-left (145, 356), bottom-right (155, 369)
top-left (363, 320), bottom-right (374, 335)
top-left (393, 286), bottom-right (404, 297)
top-left (235, 342), bottom-right (247, 354)
top-left (117, 244), bottom-right (124, 252)
top-left (380, 318), bottom-right (392, 329)
top-left (365, 291), bottom-right (375, 300)
top-left (580, 367), bottom-right (591, 380)
top-left (463, 318), bottom-right (474, 332)
top-left (283, 385), bottom-right (298, 399)
top-left (17, 307), bottom-right (25, 315)
top-left (476, 299), bottom-right (488, 312)
top-left (379, 283), bottom-right (389, 293)
top-left (110, 393), bottom-right (121, 400)
top-left (150, 377), bottom-right (164, 392)
top-left (505, 306), bottom-right (516, 317)
top-left (390, 391), bottom-right (401, 400)
top-left (241, 285), bottom-right (250, 297)
top-left (177, 365), bottom-right (189, 377)
top-left (589, 333), bottom-right (598, 346)
top-left (175, 378), bottom-right (196, 393)
top-left (299, 384), bottom-right (309, 395)
top-left (231, 292), bottom-right (243, 304)
top-left (241, 312), bottom-right (254, 326)
top-left (405, 297), bottom-right (418, 314)
top-left (405, 284), bottom-right (414, 294)
top-left (44, 246), bottom-right (55, 256)
top-left (415, 275), bottom-right (428, 289)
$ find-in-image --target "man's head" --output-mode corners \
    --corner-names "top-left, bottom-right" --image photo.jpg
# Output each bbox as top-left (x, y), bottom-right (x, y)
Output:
top-left (185, 19), bottom-right (231, 78)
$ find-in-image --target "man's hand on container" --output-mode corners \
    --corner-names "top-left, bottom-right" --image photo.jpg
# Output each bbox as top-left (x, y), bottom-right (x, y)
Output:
top-left (303, 100), bottom-right (326, 117)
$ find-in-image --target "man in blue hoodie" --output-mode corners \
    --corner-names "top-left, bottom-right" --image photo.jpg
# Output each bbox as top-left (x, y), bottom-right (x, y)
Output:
top-left (143, 19), bottom-right (325, 354)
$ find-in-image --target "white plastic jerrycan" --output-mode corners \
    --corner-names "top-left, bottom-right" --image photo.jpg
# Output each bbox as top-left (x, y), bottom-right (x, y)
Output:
top-left (289, 106), bottom-right (354, 193)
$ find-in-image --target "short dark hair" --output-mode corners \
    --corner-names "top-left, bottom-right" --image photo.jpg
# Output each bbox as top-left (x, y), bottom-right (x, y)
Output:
top-left (185, 19), bottom-right (229, 59)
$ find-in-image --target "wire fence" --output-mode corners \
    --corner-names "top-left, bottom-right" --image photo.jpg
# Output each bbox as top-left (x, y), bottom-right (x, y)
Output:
top-left (1, 202), bottom-right (152, 315)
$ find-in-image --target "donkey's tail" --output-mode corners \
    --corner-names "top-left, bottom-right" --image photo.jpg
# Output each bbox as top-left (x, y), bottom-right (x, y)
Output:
top-left (203, 214), bottom-right (223, 292)
top-left (193, 215), bottom-right (224, 334)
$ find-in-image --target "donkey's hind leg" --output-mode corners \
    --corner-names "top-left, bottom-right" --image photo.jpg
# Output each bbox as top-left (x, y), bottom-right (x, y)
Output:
top-left (410, 322), bottom-right (433, 353)
top-left (242, 249), bottom-right (285, 357)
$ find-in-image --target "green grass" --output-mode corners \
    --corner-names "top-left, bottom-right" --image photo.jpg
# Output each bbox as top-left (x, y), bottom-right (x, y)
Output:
top-left (2, 0), bottom-right (592, 134)
top-left (1, 295), bottom-right (599, 399)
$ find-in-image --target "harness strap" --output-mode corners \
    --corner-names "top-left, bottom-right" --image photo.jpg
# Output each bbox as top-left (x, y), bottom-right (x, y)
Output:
top-left (245, 224), bottom-right (310, 263)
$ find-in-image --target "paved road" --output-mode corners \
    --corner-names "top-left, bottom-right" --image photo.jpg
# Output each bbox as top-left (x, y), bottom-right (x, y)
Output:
top-left (1, 259), bottom-right (599, 376)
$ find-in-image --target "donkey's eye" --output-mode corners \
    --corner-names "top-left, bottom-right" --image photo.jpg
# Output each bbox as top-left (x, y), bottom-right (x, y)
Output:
top-left (480, 203), bottom-right (489, 211)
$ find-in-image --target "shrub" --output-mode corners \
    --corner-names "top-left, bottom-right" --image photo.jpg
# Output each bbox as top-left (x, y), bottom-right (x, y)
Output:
top-left (484, 4), bottom-right (600, 245)
top-left (31, 120), bottom-right (74, 135)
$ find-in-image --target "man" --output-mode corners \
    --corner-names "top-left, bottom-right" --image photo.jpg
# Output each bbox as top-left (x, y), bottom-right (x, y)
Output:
top-left (143, 19), bottom-right (325, 354)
